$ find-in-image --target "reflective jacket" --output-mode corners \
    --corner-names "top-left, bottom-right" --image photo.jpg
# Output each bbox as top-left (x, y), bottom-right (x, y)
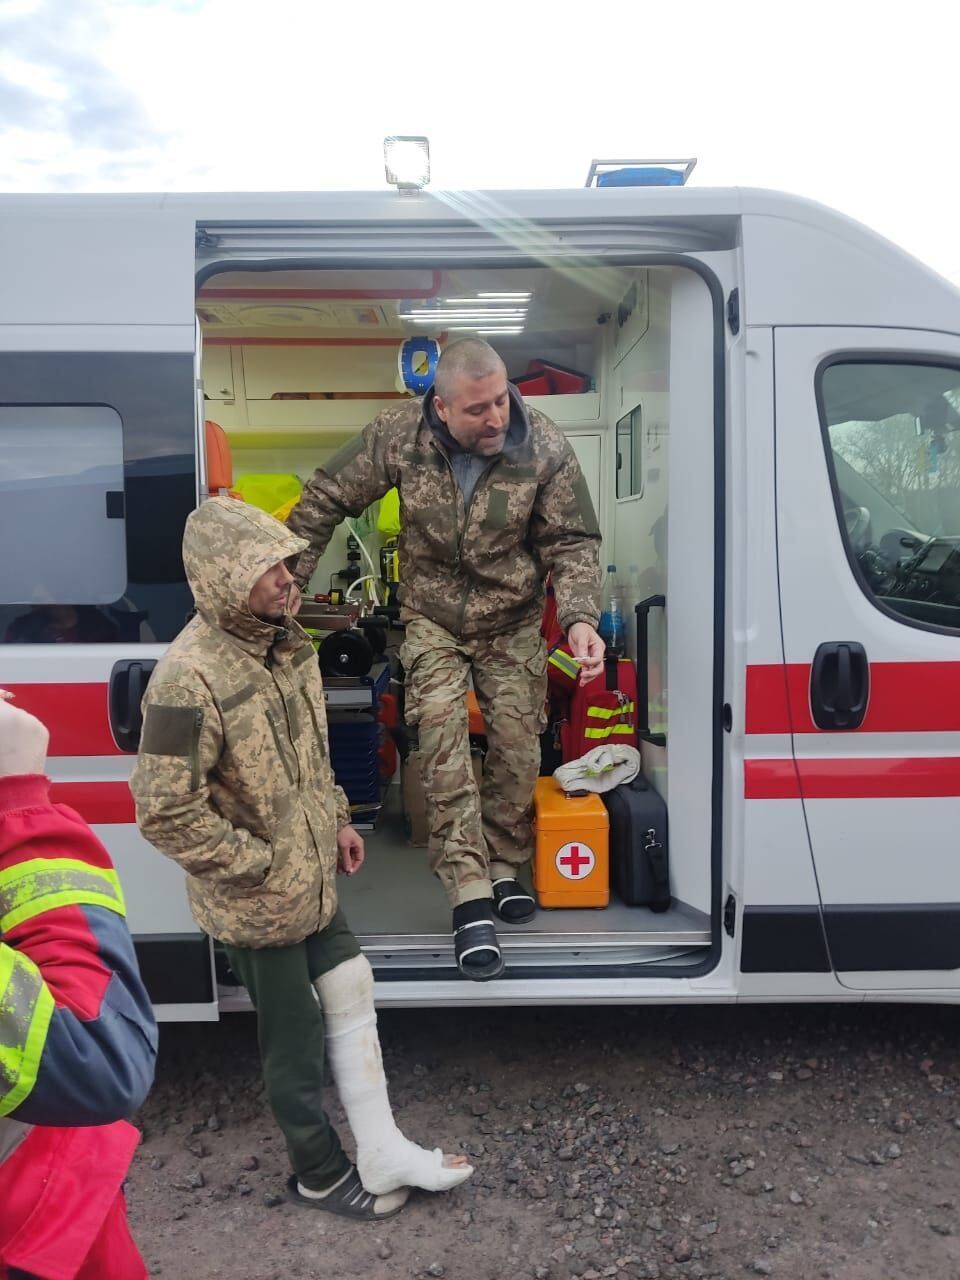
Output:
top-left (0, 773), bottom-right (157, 1278)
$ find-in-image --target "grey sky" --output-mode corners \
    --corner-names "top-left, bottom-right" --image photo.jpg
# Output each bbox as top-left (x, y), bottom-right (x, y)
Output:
top-left (1, 0), bottom-right (959, 284)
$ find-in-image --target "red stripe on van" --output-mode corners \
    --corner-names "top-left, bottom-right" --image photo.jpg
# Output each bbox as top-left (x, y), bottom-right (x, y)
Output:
top-left (745, 756), bottom-right (960, 799)
top-left (50, 781), bottom-right (135, 825)
top-left (4, 684), bottom-right (120, 756)
top-left (746, 662), bottom-right (960, 735)
top-left (744, 666), bottom-right (796, 735)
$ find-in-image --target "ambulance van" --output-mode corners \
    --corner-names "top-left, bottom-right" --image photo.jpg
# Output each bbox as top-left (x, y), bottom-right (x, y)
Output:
top-left (3, 167), bottom-right (960, 1018)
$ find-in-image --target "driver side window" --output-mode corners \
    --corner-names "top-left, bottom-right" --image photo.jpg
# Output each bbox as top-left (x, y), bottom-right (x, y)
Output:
top-left (819, 359), bottom-right (960, 631)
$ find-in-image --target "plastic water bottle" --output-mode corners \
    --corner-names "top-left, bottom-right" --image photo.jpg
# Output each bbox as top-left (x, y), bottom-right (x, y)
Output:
top-left (599, 565), bottom-right (625, 656)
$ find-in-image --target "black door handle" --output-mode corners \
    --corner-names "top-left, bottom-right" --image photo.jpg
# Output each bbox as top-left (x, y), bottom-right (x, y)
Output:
top-left (810, 641), bottom-right (869, 730)
top-left (635, 594), bottom-right (666, 746)
top-left (109, 659), bottom-right (157, 752)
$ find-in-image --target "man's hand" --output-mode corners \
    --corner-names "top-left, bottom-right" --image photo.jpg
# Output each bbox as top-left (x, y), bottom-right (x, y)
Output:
top-left (567, 623), bottom-right (605, 685)
top-left (286, 583), bottom-right (302, 617)
top-left (336, 824), bottom-right (365, 875)
top-left (0, 690), bottom-right (49, 777)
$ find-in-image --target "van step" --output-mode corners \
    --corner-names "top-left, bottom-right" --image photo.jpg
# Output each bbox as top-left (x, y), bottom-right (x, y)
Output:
top-left (359, 939), bottom-right (708, 971)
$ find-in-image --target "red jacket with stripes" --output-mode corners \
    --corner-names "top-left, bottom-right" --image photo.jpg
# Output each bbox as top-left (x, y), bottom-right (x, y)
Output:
top-left (0, 774), bottom-right (157, 1279)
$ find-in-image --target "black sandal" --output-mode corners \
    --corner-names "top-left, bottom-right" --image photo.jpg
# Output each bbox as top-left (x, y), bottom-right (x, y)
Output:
top-left (453, 902), bottom-right (504, 981)
top-left (492, 877), bottom-right (536, 924)
top-left (286, 1168), bottom-right (409, 1220)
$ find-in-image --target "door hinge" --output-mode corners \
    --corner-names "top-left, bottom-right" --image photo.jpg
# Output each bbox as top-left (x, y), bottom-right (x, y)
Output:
top-left (726, 288), bottom-right (740, 336)
top-left (723, 893), bottom-right (736, 938)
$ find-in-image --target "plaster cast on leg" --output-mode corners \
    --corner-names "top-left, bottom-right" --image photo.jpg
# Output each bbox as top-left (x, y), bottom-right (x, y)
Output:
top-left (315, 955), bottom-right (473, 1196)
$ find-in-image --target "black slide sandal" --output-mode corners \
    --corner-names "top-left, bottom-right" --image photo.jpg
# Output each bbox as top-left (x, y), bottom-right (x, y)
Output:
top-left (453, 902), bottom-right (505, 981)
top-left (492, 877), bottom-right (536, 923)
top-left (286, 1169), bottom-right (409, 1220)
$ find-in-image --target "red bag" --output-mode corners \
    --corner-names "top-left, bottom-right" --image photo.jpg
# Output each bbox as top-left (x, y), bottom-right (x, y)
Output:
top-left (559, 657), bottom-right (639, 762)
top-left (541, 578), bottom-right (580, 694)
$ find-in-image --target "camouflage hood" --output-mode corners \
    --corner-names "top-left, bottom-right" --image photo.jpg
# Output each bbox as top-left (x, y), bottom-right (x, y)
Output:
top-left (182, 497), bottom-right (308, 654)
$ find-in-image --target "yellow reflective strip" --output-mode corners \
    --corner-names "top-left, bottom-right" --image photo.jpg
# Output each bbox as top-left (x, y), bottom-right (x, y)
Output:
top-left (584, 725), bottom-right (636, 739)
top-left (0, 858), bottom-right (125, 934)
top-left (0, 947), bottom-right (55, 1117)
top-left (0, 947), bottom-right (14, 1002)
top-left (585, 703), bottom-right (635, 720)
top-left (548, 651), bottom-right (580, 677)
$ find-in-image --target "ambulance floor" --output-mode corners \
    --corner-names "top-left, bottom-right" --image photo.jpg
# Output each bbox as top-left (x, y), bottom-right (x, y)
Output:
top-left (337, 786), bottom-right (711, 971)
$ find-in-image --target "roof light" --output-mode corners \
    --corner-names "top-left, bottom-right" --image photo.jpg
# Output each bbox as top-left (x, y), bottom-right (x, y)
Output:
top-left (384, 136), bottom-right (430, 191)
top-left (444, 296), bottom-right (530, 304)
top-left (585, 158), bottom-right (697, 188)
top-left (398, 287), bottom-right (530, 334)
top-left (445, 326), bottom-right (524, 335)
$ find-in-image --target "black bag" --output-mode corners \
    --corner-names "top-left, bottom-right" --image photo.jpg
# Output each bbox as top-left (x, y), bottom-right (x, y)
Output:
top-left (602, 774), bottom-right (671, 912)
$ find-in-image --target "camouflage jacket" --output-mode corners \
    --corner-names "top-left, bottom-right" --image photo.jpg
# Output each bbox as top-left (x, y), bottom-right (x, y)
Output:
top-left (129, 498), bottom-right (350, 949)
top-left (287, 385), bottom-right (602, 638)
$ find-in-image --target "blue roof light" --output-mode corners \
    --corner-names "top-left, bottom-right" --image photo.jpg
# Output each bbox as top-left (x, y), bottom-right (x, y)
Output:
top-left (596, 167), bottom-right (685, 188)
top-left (586, 158), bottom-right (697, 189)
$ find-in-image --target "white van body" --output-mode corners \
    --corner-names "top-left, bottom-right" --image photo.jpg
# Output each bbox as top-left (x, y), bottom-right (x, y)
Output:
top-left (3, 184), bottom-right (960, 1019)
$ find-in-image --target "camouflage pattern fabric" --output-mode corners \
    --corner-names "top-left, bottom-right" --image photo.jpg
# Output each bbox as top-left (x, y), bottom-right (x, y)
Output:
top-left (129, 498), bottom-right (351, 949)
top-left (287, 385), bottom-right (602, 639)
top-left (400, 611), bottom-right (548, 906)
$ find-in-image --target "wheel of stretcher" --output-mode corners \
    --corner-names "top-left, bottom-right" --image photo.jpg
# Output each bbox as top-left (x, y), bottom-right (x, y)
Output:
top-left (318, 628), bottom-right (374, 678)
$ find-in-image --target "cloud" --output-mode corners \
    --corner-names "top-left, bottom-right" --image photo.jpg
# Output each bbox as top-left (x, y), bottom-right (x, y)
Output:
top-left (0, 0), bottom-right (171, 185)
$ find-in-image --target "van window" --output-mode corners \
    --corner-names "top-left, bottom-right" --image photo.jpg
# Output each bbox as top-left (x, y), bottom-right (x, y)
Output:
top-left (820, 360), bottom-right (960, 631)
top-left (0, 406), bottom-right (127, 643)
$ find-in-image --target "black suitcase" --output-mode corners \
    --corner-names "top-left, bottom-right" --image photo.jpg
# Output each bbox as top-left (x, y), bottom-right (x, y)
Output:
top-left (602, 775), bottom-right (671, 911)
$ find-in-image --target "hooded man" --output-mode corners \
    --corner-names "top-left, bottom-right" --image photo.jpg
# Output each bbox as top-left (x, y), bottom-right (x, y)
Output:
top-left (286, 339), bottom-right (605, 981)
top-left (130, 497), bottom-right (470, 1220)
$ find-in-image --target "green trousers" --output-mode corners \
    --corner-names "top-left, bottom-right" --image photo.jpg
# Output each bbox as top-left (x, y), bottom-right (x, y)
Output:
top-left (224, 908), bottom-right (361, 1191)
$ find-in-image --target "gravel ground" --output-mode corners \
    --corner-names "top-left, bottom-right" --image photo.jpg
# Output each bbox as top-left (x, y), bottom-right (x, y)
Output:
top-left (128, 1002), bottom-right (960, 1280)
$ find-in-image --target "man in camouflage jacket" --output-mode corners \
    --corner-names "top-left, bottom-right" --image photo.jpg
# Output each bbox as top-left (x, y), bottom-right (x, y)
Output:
top-left (287, 339), bottom-right (604, 980)
top-left (130, 498), bottom-right (471, 1218)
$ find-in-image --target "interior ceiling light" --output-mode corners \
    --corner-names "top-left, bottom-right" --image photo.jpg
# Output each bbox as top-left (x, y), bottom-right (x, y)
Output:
top-left (398, 289), bottom-right (529, 332)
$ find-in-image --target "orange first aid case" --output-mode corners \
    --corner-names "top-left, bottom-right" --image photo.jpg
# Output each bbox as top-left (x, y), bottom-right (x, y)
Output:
top-left (533, 776), bottom-right (609, 909)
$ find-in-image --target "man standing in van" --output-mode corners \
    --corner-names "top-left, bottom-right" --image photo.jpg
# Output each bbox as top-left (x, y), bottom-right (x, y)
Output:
top-left (130, 497), bottom-right (471, 1220)
top-left (287, 339), bottom-right (604, 981)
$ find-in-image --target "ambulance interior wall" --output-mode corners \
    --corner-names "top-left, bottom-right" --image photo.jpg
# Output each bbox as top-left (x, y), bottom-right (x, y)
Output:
top-left (604, 268), bottom-right (715, 917)
top-left (228, 440), bottom-right (368, 604)
top-left (608, 271), bottom-right (671, 694)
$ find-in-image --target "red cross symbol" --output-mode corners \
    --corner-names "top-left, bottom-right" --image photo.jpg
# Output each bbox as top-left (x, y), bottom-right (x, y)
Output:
top-left (556, 841), bottom-right (596, 880)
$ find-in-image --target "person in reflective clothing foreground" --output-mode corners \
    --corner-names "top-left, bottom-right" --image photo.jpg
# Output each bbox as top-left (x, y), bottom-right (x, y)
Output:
top-left (0, 691), bottom-right (157, 1280)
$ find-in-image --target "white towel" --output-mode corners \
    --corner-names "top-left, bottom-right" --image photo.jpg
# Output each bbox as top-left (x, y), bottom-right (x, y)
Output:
top-left (554, 744), bottom-right (642, 794)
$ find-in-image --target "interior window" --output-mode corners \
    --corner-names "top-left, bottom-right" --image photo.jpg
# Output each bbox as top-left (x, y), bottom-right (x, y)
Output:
top-left (616, 404), bottom-right (643, 498)
top-left (821, 360), bottom-right (960, 630)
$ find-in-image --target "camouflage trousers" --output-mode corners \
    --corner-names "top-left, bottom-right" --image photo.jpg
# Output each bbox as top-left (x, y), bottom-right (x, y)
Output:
top-left (400, 611), bottom-right (548, 907)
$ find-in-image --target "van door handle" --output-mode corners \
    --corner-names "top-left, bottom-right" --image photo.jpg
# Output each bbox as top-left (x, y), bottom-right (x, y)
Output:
top-left (810, 641), bottom-right (869, 730)
top-left (109, 659), bottom-right (157, 752)
top-left (635, 594), bottom-right (666, 746)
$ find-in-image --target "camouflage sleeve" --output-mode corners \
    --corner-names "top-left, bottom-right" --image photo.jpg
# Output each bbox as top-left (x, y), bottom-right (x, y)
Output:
top-left (333, 784), bottom-right (351, 830)
top-left (129, 680), bottom-right (273, 888)
top-left (287, 415), bottom-right (398, 589)
top-left (530, 443), bottom-right (603, 631)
